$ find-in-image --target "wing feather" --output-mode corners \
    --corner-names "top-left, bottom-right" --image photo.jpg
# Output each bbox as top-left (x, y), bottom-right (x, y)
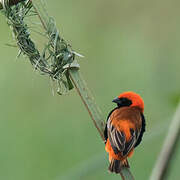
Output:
top-left (122, 129), bottom-right (137, 156)
top-left (107, 118), bottom-right (126, 153)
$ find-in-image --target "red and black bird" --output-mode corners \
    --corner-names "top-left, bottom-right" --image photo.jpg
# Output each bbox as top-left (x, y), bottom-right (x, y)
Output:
top-left (104, 91), bottom-right (146, 173)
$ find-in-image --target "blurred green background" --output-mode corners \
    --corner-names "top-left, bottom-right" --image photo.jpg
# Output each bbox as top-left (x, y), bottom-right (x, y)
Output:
top-left (0, 0), bottom-right (180, 179)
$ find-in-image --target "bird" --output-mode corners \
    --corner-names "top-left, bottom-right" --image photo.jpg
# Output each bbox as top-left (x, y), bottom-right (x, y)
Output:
top-left (104, 91), bottom-right (146, 174)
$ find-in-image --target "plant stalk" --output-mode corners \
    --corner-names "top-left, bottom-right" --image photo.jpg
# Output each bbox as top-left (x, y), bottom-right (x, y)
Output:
top-left (150, 103), bottom-right (180, 180)
top-left (69, 68), bottom-right (105, 141)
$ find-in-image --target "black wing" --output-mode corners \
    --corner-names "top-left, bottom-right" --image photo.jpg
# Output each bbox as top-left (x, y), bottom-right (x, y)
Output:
top-left (134, 113), bottom-right (146, 148)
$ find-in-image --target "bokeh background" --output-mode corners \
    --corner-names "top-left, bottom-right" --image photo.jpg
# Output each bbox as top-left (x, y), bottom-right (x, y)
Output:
top-left (0, 0), bottom-right (180, 179)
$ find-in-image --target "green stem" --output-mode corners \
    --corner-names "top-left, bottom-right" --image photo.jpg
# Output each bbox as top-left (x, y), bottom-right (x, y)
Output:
top-left (150, 103), bottom-right (180, 180)
top-left (69, 68), bottom-right (105, 141)
top-left (120, 167), bottom-right (135, 180)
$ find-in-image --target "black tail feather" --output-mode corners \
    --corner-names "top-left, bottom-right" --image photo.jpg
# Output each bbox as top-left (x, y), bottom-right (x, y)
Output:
top-left (108, 159), bottom-right (129, 174)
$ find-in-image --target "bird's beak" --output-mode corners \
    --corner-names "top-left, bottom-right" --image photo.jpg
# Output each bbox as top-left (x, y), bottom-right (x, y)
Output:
top-left (112, 97), bottom-right (121, 104)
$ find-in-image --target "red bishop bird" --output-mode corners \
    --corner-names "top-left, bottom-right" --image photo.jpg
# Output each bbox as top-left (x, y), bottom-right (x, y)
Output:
top-left (104, 91), bottom-right (146, 173)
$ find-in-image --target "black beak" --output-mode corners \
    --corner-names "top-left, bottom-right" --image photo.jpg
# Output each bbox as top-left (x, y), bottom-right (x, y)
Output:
top-left (112, 97), bottom-right (121, 104)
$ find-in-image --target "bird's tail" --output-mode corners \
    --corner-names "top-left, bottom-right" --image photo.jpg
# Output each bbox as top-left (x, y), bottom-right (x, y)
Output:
top-left (108, 158), bottom-right (129, 174)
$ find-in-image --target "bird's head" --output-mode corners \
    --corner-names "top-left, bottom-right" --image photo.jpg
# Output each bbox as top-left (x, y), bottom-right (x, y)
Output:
top-left (112, 91), bottom-right (144, 112)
